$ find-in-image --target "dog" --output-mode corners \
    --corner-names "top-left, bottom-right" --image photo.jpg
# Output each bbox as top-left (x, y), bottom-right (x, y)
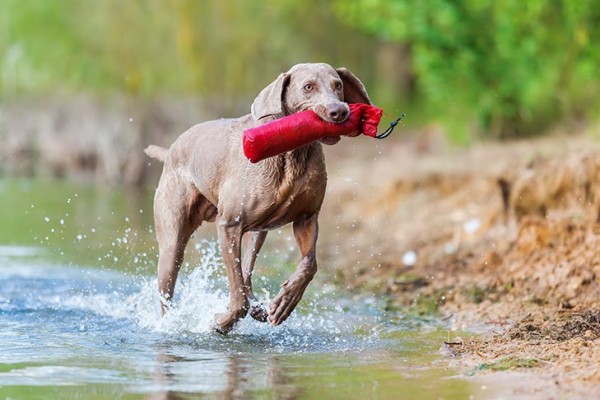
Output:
top-left (145, 63), bottom-right (371, 333)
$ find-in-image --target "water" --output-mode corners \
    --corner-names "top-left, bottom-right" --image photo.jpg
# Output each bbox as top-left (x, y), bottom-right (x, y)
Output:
top-left (0, 180), bottom-right (480, 399)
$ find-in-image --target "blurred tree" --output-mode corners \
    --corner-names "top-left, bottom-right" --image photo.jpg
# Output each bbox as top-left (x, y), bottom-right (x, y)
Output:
top-left (4, 0), bottom-right (597, 140)
top-left (335, 0), bottom-right (600, 141)
top-left (0, 0), bottom-right (381, 105)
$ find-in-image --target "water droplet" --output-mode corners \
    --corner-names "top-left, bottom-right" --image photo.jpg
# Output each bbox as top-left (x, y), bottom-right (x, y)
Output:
top-left (463, 218), bottom-right (481, 234)
top-left (402, 250), bottom-right (417, 266)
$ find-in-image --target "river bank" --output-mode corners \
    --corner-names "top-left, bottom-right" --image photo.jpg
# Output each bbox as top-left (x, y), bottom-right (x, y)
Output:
top-left (321, 129), bottom-right (600, 399)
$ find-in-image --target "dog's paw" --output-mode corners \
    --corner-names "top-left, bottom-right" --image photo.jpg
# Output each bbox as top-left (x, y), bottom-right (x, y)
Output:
top-left (213, 324), bottom-right (230, 335)
top-left (212, 312), bottom-right (239, 334)
top-left (249, 303), bottom-right (269, 322)
top-left (267, 288), bottom-right (302, 326)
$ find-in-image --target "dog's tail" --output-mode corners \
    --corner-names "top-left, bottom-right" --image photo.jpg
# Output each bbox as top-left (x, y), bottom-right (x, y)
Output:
top-left (144, 145), bottom-right (168, 162)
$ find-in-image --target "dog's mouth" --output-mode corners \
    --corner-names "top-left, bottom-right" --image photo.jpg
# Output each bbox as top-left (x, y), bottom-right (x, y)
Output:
top-left (320, 136), bottom-right (342, 145)
top-left (311, 104), bottom-right (350, 124)
top-left (312, 104), bottom-right (352, 144)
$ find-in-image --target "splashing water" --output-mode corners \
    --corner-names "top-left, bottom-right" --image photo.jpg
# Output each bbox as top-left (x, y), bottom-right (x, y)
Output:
top-left (108, 239), bottom-right (380, 353)
top-left (130, 241), bottom-right (229, 335)
top-left (1, 240), bottom-right (382, 360)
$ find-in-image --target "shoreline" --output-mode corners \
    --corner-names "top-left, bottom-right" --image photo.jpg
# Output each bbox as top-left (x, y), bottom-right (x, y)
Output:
top-left (321, 130), bottom-right (600, 399)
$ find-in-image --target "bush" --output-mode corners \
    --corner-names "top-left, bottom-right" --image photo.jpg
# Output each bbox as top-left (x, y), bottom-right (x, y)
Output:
top-left (336, 0), bottom-right (600, 141)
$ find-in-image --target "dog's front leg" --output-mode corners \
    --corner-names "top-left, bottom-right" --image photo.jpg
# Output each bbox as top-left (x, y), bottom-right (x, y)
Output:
top-left (214, 217), bottom-right (248, 333)
top-left (268, 214), bottom-right (319, 326)
top-left (242, 231), bottom-right (269, 322)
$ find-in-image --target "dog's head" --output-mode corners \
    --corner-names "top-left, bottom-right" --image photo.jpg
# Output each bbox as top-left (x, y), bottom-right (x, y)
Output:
top-left (251, 63), bottom-right (371, 145)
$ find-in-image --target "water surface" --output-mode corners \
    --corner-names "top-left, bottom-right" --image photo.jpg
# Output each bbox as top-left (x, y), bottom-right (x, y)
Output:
top-left (0, 180), bottom-right (479, 399)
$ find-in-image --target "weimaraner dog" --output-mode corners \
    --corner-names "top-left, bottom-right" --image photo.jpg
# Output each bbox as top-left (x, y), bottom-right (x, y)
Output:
top-left (145, 63), bottom-right (371, 333)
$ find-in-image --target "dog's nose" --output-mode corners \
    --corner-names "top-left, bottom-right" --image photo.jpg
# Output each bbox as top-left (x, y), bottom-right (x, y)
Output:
top-left (327, 104), bottom-right (349, 123)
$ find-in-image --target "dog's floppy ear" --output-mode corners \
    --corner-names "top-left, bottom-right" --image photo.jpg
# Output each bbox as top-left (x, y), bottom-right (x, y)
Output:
top-left (336, 67), bottom-right (372, 105)
top-left (251, 73), bottom-right (291, 120)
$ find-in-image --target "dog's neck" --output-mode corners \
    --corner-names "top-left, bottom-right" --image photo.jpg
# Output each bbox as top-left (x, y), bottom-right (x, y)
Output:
top-left (264, 142), bottom-right (319, 177)
top-left (254, 112), bottom-right (324, 190)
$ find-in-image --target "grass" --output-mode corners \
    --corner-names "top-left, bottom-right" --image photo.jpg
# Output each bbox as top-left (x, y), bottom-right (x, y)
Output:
top-left (463, 286), bottom-right (488, 304)
top-left (476, 357), bottom-right (539, 372)
top-left (404, 290), bottom-right (447, 317)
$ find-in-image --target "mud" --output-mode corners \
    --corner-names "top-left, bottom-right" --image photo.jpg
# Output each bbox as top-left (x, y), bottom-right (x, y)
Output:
top-left (321, 129), bottom-right (600, 398)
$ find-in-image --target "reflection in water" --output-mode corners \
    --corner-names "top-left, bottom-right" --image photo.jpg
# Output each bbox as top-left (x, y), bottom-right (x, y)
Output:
top-left (265, 356), bottom-right (301, 400)
top-left (147, 347), bottom-right (301, 400)
top-left (146, 347), bottom-right (183, 400)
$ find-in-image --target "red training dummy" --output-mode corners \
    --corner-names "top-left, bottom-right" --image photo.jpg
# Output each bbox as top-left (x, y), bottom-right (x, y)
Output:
top-left (243, 103), bottom-right (383, 163)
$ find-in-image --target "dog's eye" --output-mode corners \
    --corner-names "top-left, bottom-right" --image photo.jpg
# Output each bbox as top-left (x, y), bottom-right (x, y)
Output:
top-left (334, 81), bottom-right (342, 90)
top-left (303, 83), bottom-right (313, 91)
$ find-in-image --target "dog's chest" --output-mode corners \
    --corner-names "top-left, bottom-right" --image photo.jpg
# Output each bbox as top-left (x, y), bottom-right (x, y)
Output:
top-left (244, 147), bottom-right (326, 230)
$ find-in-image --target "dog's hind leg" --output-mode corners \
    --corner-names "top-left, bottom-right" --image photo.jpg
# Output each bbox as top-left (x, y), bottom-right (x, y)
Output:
top-left (241, 231), bottom-right (269, 322)
top-left (153, 173), bottom-right (205, 315)
top-left (214, 217), bottom-right (249, 333)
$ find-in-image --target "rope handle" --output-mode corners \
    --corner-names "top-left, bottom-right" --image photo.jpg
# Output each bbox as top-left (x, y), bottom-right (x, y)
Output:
top-left (375, 113), bottom-right (406, 139)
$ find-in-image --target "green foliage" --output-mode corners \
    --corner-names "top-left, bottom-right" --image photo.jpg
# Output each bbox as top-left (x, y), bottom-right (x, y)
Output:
top-left (463, 286), bottom-right (488, 304)
top-left (409, 291), bottom-right (446, 316)
top-left (476, 357), bottom-right (539, 371)
top-left (3, 1), bottom-right (599, 139)
top-left (1, 0), bottom-right (183, 95)
top-left (336, 0), bottom-right (600, 141)
top-left (0, 0), bottom-right (377, 99)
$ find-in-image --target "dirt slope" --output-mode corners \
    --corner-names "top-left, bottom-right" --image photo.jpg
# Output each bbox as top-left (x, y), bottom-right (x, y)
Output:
top-left (321, 130), bottom-right (600, 398)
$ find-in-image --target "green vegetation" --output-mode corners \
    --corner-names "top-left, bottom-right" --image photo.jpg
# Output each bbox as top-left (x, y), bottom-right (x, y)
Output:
top-left (409, 291), bottom-right (446, 316)
top-left (2, 1), bottom-right (599, 141)
top-left (463, 286), bottom-right (488, 304)
top-left (336, 0), bottom-right (600, 142)
top-left (476, 357), bottom-right (539, 372)
top-left (0, 0), bottom-right (376, 98)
